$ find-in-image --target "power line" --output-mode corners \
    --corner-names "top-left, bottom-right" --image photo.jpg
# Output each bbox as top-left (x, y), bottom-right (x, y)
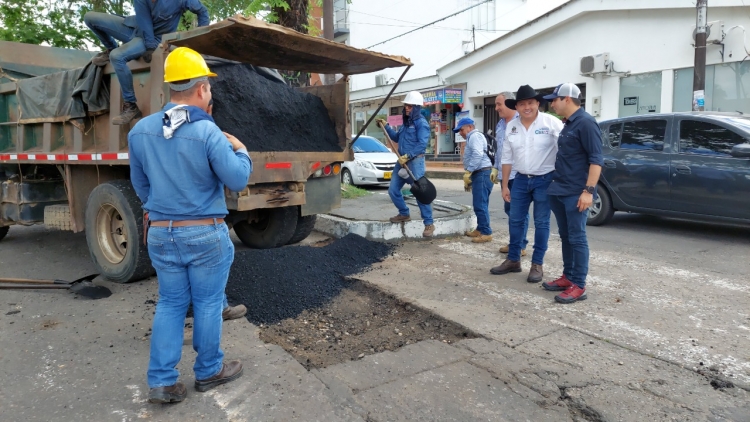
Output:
top-left (366, 0), bottom-right (493, 49)
top-left (350, 21), bottom-right (511, 32)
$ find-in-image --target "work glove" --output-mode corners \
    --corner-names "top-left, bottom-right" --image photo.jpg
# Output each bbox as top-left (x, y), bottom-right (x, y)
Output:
top-left (142, 48), bottom-right (155, 63)
top-left (375, 118), bottom-right (387, 128)
top-left (397, 154), bottom-right (409, 166)
top-left (463, 170), bottom-right (472, 192)
top-left (490, 168), bottom-right (499, 184)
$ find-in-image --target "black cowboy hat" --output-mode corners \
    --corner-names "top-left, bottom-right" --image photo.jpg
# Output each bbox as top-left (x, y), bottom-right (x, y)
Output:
top-left (505, 85), bottom-right (545, 110)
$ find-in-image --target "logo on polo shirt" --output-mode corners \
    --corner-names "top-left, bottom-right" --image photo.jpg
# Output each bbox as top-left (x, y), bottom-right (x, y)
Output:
top-left (535, 127), bottom-right (550, 135)
top-left (510, 126), bottom-right (517, 135)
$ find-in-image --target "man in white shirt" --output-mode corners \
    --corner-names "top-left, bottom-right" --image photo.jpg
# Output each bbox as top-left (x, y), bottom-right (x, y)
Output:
top-left (490, 85), bottom-right (563, 283)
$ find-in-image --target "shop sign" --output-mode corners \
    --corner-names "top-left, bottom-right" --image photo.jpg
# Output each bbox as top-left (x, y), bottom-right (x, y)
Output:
top-left (422, 90), bottom-right (443, 105)
top-left (430, 113), bottom-right (441, 121)
top-left (443, 89), bottom-right (463, 104)
top-left (623, 96), bottom-right (638, 106)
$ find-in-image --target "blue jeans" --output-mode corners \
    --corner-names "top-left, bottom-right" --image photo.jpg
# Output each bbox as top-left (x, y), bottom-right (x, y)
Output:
top-left (146, 222), bottom-right (234, 388)
top-left (470, 169), bottom-right (493, 235)
top-left (389, 157), bottom-right (433, 225)
top-left (505, 178), bottom-right (529, 249)
top-left (508, 173), bottom-right (552, 264)
top-left (549, 194), bottom-right (590, 288)
top-left (84, 12), bottom-right (145, 103)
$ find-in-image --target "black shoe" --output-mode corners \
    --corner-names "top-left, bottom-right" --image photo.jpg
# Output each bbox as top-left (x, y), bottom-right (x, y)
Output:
top-left (112, 101), bottom-right (142, 125)
top-left (148, 382), bottom-right (187, 404)
top-left (92, 50), bottom-right (111, 67)
top-left (195, 360), bottom-right (243, 392)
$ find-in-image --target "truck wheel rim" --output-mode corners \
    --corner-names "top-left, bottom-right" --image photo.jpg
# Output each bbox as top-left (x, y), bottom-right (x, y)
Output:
top-left (95, 203), bottom-right (127, 264)
top-left (589, 196), bottom-right (602, 218)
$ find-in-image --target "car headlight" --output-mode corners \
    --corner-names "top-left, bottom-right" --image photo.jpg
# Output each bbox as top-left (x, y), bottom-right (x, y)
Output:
top-left (355, 160), bottom-right (376, 170)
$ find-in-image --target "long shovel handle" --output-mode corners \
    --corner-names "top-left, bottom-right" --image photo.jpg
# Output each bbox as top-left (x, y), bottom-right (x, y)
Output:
top-left (378, 123), bottom-right (418, 181)
top-left (0, 284), bottom-right (70, 290)
top-left (0, 278), bottom-right (61, 285)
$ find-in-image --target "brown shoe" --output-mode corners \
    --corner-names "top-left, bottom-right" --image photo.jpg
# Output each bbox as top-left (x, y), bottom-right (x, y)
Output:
top-left (389, 214), bottom-right (411, 223)
top-left (148, 382), bottom-right (187, 404)
top-left (222, 304), bottom-right (247, 321)
top-left (465, 229), bottom-right (481, 238)
top-left (472, 234), bottom-right (492, 243)
top-left (195, 360), bottom-right (243, 392)
top-left (490, 259), bottom-right (521, 275)
top-left (422, 224), bottom-right (435, 238)
top-left (91, 49), bottom-right (111, 67)
top-left (499, 245), bottom-right (527, 256)
top-left (527, 263), bottom-right (544, 283)
top-left (112, 101), bottom-right (142, 125)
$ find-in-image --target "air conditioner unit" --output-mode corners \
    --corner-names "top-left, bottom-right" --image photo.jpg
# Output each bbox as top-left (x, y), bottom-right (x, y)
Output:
top-left (580, 52), bottom-right (610, 75)
top-left (375, 74), bottom-right (388, 87)
top-left (692, 20), bottom-right (723, 44)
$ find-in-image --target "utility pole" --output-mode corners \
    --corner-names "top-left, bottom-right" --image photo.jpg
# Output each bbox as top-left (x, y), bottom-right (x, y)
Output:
top-left (693, 0), bottom-right (707, 111)
top-left (323, 0), bottom-right (335, 85)
top-left (472, 25), bottom-right (476, 51)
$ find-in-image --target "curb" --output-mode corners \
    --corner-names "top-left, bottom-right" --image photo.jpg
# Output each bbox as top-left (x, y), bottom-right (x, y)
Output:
top-left (425, 170), bottom-right (464, 180)
top-left (315, 199), bottom-right (477, 242)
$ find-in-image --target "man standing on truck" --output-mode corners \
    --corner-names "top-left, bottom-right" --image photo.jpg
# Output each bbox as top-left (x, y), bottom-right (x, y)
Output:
top-left (542, 83), bottom-right (603, 304)
top-left (128, 47), bottom-right (252, 404)
top-left (376, 91), bottom-right (434, 238)
top-left (84, 0), bottom-right (210, 125)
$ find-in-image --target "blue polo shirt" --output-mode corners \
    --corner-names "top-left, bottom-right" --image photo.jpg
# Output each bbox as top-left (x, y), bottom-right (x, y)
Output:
top-left (547, 108), bottom-right (604, 197)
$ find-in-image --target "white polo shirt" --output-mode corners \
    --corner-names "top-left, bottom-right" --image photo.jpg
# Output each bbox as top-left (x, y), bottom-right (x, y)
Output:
top-left (500, 112), bottom-right (564, 176)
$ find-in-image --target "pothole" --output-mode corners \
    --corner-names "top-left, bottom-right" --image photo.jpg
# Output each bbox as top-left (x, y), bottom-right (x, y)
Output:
top-left (258, 280), bottom-right (479, 369)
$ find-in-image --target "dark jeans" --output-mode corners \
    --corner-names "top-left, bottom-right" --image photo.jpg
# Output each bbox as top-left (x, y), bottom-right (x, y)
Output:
top-left (508, 173), bottom-right (552, 264)
top-left (388, 157), bottom-right (433, 225)
top-left (549, 194), bottom-right (590, 288)
top-left (504, 178), bottom-right (529, 249)
top-left (470, 169), bottom-right (493, 235)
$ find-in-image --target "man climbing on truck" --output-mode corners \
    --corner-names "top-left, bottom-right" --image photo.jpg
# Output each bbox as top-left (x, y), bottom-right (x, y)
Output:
top-left (84, 0), bottom-right (210, 125)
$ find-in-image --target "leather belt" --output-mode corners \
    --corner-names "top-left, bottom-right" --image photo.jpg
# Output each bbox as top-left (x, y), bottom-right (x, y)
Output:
top-left (150, 218), bottom-right (224, 227)
top-left (516, 171), bottom-right (552, 178)
top-left (472, 167), bottom-right (492, 175)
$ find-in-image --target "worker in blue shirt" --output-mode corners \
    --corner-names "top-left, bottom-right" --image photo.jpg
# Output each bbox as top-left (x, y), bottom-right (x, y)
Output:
top-left (376, 91), bottom-right (434, 238)
top-left (457, 117), bottom-right (493, 243)
top-left (543, 83), bottom-right (604, 304)
top-left (84, 0), bottom-right (210, 125)
top-left (128, 48), bottom-right (251, 404)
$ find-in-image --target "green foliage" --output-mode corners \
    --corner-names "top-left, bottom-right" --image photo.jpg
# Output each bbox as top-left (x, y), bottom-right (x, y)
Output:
top-left (179, 0), bottom-right (252, 31)
top-left (0, 0), bottom-right (93, 49)
top-left (244, 0), bottom-right (290, 23)
top-left (341, 184), bottom-right (370, 199)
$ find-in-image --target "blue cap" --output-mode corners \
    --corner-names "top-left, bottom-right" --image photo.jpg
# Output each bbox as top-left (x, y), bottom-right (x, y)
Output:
top-left (453, 117), bottom-right (475, 133)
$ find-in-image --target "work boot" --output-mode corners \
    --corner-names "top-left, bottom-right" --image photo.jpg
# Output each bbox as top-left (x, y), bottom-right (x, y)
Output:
top-left (472, 234), bottom-right (492, 243)
top-left (499, 244), bottom-right (527, 256)
top-left (555, 285), bottom-right (587, 304)
top-left (489, 259), bottom-right (521, 275)
top-left (542, 274), bottom-right (573, 291)
top-left (92, 49), bottom-right (112, 67)
top-left (465, 229), bottom-right (481, 238)
top-left (112, 101), bottom-right (142, 125)
top-left (527, 263), bottom-right (544, 283)
top-left (195, 360), bottom-right (243, 392)
top-left (222, 304), bottom-right (247, 321)
top-left (389, 214), bottom-right (411, 223)
top-left (423, 224), bottom-right (435, 238)
top-left (148, 382), bottom-right (187, 404)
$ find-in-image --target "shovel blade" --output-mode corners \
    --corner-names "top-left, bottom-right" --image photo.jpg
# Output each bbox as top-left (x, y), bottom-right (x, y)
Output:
top-left (70, 282), bottom-right (112, 299)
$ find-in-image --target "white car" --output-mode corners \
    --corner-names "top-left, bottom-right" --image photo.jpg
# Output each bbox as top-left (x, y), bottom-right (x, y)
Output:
top-left (341, 135), bottom-right (398, 186)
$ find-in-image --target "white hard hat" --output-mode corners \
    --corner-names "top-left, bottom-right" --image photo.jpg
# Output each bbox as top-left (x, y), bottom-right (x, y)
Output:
top-left (402, 91), bottom-right (424, 106)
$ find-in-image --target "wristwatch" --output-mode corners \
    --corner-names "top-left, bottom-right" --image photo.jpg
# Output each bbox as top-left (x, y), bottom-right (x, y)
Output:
top-left (584, 186), bottom-right (596, 194)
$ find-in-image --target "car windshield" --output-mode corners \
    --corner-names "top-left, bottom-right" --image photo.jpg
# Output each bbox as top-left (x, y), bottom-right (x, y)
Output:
top-left (353, 137), bottom-right (390, 153)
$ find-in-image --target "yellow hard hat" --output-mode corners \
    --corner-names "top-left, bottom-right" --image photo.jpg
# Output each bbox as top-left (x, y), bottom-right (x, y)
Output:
top-left (164, 47), bottom-right (218, 83)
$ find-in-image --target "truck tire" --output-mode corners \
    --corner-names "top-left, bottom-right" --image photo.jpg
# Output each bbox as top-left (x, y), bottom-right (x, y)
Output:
top-left (85, 180), bottom-right (154, 283)
top-left (233, 206), bottom-right (298, 249)
top-left (587, 184), bottom-right (615, 226)
top-left (286, 214), bottom-right (317, 245)
top-left (0, 226), bottom-right (8, 241)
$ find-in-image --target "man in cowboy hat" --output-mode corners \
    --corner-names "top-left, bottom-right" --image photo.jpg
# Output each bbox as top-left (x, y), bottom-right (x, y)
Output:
top-left (490, 85), bottom-right (563, 283)
top-left (542, 83), bottom-right (603, 304)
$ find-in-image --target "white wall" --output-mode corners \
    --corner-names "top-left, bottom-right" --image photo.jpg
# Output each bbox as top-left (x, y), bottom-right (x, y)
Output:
top-left (443, 5), bottom-right (750, 120)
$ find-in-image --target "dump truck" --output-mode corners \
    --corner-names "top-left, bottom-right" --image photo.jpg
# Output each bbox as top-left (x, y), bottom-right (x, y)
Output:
top-left (0, 15), bottom-right (411, 282)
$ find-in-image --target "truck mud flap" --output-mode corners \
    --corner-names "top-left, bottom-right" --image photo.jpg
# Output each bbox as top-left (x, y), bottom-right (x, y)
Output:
top-left (301, 176), bottom-right (340, 217)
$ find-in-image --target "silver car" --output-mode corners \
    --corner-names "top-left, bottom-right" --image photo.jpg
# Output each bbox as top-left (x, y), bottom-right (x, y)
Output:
top-left (341, 136), bottom-right (398, 186)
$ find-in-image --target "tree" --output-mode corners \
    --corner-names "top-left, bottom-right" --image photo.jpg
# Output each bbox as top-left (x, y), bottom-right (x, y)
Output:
top-left (0, 0), bottom-right (92, 48)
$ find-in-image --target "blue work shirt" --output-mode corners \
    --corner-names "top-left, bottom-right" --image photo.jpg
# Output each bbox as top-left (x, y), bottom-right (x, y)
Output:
top-left (463, 129), bottom-right (492, 172)
top-left (494, 112), bottom-right (519, 178)
top-left (547, 108), bottom-right (604, 197)
top-left (385, 111), bottom-right (430, 158)
top-left (128, 103), bottom-right (252, 221)
top-left (126, 0), bottom-right (210, 50)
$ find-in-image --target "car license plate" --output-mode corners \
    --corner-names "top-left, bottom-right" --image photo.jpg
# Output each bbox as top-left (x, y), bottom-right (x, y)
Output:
top-left (383, 171), bottom-right (392, 180)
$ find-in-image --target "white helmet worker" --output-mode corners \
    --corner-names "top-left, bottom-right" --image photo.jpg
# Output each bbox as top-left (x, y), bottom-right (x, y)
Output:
top-left (402, 91), bottom-right (424, 106)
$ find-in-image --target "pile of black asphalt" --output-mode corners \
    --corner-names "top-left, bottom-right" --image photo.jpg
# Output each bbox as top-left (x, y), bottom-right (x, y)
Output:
top-left (225, 234), bottom-right (394, 325)
top-left (209, 63), bottom-right (341, 153)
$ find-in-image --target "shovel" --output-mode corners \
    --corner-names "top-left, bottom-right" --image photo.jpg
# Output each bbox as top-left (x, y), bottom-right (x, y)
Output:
top-left (0, 274), bottom-right (111, 299)
top-left (378, 122), bottom-right (437, 205)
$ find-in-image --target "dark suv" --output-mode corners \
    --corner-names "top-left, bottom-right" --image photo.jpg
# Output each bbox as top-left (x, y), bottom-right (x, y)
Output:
top-left (590, 112), bottom-right (750, 226)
